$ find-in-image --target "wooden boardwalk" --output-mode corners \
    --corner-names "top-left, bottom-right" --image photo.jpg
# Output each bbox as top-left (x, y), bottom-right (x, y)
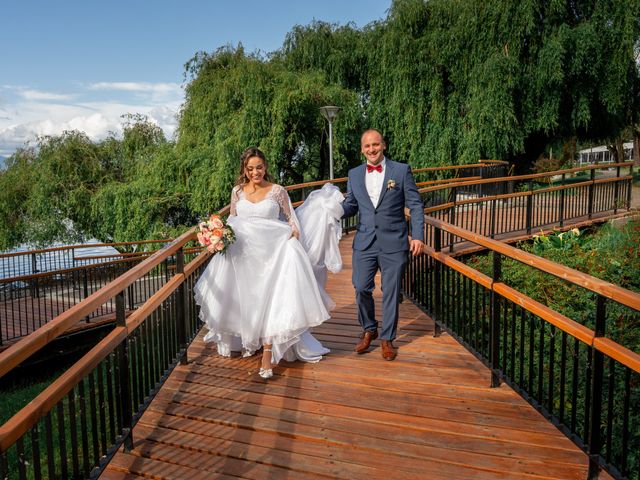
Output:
top-left (103, 241), bottom-right (609, 480)
top-left (0, 295), bottom-right (117, 352)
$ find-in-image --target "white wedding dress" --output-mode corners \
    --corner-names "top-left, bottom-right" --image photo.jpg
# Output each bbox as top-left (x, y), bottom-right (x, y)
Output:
top-left (194, 183), bottom-right (344, 365)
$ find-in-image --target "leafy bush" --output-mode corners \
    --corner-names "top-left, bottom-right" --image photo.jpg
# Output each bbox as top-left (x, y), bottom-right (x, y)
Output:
top-left (466, 219), bottom-right (640, 352)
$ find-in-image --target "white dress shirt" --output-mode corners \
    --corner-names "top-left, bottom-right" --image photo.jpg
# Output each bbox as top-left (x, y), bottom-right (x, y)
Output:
top-left (365, 157), bottom-right (386, 207)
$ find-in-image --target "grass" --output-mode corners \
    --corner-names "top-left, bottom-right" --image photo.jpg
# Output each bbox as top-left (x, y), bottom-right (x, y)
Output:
top-left (0, 367), bottom-right (69, 425)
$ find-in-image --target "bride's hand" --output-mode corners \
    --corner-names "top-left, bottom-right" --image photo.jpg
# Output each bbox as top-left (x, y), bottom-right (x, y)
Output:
top-left (291, 229), bottom-right (300, 240)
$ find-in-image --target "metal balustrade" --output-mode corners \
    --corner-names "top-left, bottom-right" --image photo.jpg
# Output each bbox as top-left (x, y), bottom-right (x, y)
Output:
top-left (420, 162), bottom-right (634, 254)
top-left (403, 217), bottom-right (640, 480)
top-left (0, 248), bottom-right (202, 346)
top-left (0, 160), bottom-right (636, 479)
top-left (0, 230), bottom-right (207, 480)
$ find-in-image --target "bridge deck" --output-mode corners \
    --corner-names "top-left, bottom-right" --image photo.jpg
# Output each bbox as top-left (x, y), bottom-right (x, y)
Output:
top-left (103, 240), bottom-right (611, 480)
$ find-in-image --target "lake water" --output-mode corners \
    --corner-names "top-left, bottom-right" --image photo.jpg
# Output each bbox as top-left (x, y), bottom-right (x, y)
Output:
top-left (1, 240), bottom-right (121, 280)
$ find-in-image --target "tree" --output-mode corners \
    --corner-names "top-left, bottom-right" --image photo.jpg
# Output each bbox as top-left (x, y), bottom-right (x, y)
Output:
top-left (177, 46), bottom-right (362, 213)
top-left (0, 148), bottom-right (37, 249)
top-left (2, 0), bottom-right (639, 249)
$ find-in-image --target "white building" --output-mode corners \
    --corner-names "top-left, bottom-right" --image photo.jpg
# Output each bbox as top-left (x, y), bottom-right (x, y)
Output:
top-left (577, 141), bottom-right (634, 165)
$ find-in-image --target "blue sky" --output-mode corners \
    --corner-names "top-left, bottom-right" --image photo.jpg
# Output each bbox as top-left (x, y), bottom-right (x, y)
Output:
top-left (0, 0), bottom-right (391, 158)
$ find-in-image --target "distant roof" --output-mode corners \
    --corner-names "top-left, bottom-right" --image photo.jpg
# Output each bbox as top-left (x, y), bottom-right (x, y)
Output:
top-left (579, 142), bottom-right (633, 154)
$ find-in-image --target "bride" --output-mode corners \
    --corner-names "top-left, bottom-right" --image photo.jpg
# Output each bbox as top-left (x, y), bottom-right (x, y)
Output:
top-left (194, 147), bottom-right (343, 379)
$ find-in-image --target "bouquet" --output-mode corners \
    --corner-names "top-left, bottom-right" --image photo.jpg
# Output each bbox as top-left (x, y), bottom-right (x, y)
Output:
top-left (196, 214), bottom-right (235, 254)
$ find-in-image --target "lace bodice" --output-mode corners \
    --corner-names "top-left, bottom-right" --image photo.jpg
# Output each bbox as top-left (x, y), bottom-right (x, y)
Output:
top-left (230, 184), bottom-right (299, 233)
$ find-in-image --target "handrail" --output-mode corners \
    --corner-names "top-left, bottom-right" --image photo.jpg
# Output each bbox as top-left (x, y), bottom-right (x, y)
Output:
top-left (0, 159), bottom-right (635, 480)
top-left (0, 248), bottom-right (209, 452)
top-left (0, 229), bottom-right (196, 378)
top-left (422, 177), bottom-right (633, 213)
top-left (416, 176), bottom-right (482, 187)
top-left (420, 218), bottom-right (640, 372)
top-left (0, 238), bottom-right (170, 259)
top-left (425, 245), bottom-right (598, 346)
top-left (284, 177), bottom-right (347, 190)
top-left (0, 254), bottom-right (148, 284)
top-left (408, 216), bottom-right (640, 479)
top-left (0, 247), bottom-right (204, 284)
top-left (423, 216), bottom-right (640, 312)
top-left (413, 159), bottom-right (509, 174)
top-left (419, 161), bottom-right (634, 194)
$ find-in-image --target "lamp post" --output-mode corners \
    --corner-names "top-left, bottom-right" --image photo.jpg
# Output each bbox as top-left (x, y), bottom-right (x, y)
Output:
top-left (319, 106), bottom-right (340, 180)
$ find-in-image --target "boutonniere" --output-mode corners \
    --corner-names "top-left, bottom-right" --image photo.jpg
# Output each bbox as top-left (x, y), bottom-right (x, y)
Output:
top-left (387, 179), bottom-right (396, 190)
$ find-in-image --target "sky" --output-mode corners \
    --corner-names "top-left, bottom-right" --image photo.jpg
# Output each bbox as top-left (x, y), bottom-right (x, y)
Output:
top-left (0, 0), bottom-right (392, 159)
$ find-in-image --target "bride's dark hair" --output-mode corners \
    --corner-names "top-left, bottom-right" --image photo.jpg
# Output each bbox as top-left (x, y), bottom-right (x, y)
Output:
top-left (235, 147), bottom-right (275, 187)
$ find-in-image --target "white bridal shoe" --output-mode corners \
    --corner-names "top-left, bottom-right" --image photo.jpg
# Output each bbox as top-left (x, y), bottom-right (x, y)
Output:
top-left (259, 348), bottom-right (273, 379)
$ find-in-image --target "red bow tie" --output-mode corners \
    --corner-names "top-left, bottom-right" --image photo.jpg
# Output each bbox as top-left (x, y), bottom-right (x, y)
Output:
top-left (366, 164), bottom-right (383, 173)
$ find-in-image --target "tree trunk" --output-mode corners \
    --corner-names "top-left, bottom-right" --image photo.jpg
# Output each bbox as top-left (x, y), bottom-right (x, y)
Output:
top-left (615, 138), bottom-right (625, 163)
top-left (634, 130), bottom-right (640, 165)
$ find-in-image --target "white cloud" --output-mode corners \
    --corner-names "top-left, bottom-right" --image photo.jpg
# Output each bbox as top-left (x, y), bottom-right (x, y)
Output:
top-left (0, 82), bottom-right (183, 157)
top-left (20, 89), bottom-right (75, 101)
top-left (89, 81), bottom-right (180, 94)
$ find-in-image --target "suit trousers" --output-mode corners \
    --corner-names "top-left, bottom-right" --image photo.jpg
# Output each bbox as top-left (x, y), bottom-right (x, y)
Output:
top-left (352, 244), bottom-right (408, 341)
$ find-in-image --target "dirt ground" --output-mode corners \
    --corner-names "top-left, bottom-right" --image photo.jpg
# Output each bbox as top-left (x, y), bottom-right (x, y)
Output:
top-left (632, 184), bottom-right (640, 209)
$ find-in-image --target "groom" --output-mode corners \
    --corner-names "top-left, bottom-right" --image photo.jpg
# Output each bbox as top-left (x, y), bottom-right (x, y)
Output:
top-left (342, 129), bottom-right (425, 361)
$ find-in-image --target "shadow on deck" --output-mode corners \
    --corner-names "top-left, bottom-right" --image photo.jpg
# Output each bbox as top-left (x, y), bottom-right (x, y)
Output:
top-left (103, 241), bottom-right (613, 480)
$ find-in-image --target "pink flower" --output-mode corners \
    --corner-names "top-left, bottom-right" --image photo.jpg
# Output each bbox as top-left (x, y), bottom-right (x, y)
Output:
top-left (210, 217), bottom-right (224, 229)
top-left (197, 214), bottom-right (235, 255)
top-left (197, 232), bottom-right (210, 245)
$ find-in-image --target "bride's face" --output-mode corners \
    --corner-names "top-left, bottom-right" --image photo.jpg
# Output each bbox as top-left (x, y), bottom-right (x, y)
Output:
top-left (245, 156), bottom-right (267, 185)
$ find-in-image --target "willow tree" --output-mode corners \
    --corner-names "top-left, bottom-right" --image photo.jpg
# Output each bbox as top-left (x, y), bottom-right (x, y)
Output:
top-left (176, 46), bottom-right (363, 216)
top-left (0, 148), bottom-right (37, 249)
top-left (366, 0), bottom-right (639, 166)
top-left (274, 0), bottom-right (640, 168)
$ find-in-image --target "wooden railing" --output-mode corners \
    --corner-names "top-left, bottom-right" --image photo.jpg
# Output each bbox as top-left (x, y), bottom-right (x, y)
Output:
top-left (403, 216), bottom-right (640, 480)
top-left (0, 239), bottom-right (172, 279)
top-left (0, 228), bottom-right (206, 479)
top-left (0, 159), bottom-right (634, 479)
top-left (0, 247), bottom-right (202, 346)
top-left (420, 162), bottom-right (635, 253)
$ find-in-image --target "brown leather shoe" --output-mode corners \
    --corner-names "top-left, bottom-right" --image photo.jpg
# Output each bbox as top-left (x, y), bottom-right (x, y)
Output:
top-left (354, 330), bottom-right (378, 354)
top-left (380, 340), bottom-right (397, 361)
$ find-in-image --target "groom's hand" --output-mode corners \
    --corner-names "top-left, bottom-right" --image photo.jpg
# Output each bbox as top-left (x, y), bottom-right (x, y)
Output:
top-left (410, 239), bottom-right (424, 257)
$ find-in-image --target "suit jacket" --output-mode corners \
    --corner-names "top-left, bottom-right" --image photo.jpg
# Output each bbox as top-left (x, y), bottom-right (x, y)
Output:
top-left (342, 158), bottom-right (424, 253)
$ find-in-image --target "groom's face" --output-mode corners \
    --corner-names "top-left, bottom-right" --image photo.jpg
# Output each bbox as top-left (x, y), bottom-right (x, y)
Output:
top-left (361, 131), bottom-right (386, 165)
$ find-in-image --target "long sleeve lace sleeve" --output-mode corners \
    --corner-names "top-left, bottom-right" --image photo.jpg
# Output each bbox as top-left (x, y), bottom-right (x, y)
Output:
top-left (229, 186), bottom-right (240, 216)
top-left (274, 185), bottom-right (300, 236)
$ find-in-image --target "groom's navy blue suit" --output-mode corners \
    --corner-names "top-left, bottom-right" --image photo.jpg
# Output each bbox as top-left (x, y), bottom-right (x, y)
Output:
top-left (342, 158), bottom-right (424, 341)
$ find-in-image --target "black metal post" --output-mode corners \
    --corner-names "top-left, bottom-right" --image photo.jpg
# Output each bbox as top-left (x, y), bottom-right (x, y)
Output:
top-left (588, 168), bottom-right (595, 220)
top-left (127, 284), bottom-right (135, 311)
top-left (614, 166), bottom-right (621, 213)
top-left (490, 252), bottom-right (502, 387)
top-left (588, 295), bottom-right (606, 479)
top-left (176, 248), bottom-right (188, 365)
top-left (449, 187), bottom-right (457, 252)
top-left (626, 165), bottom-right (633, 210)
top-left (433, 227), bottom-right (442, 337)
top-left (31, 252), bottom-right (40, 298)
top-left (0, 451), bottom-right (7, 480)
top-left (115, 291), bottom-right (133, 451)
top-left (490, 199), bottom-right (497, 239)
top-left (83, 269), bottom-right (90, 323)
top-left (525, 181), bottom-right (533, 235)
top-left (559, 174), bottom-right (566, 227)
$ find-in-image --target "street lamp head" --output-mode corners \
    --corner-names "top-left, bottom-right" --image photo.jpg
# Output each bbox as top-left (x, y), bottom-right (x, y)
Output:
top-left (319, 106), bottom-right (341, 122)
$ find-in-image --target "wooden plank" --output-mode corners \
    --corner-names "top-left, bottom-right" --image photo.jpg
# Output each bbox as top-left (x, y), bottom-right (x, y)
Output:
top-left (102, 236), bottom-right (601, 479)
top-left (131, 420), bottom-right (546, 480)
